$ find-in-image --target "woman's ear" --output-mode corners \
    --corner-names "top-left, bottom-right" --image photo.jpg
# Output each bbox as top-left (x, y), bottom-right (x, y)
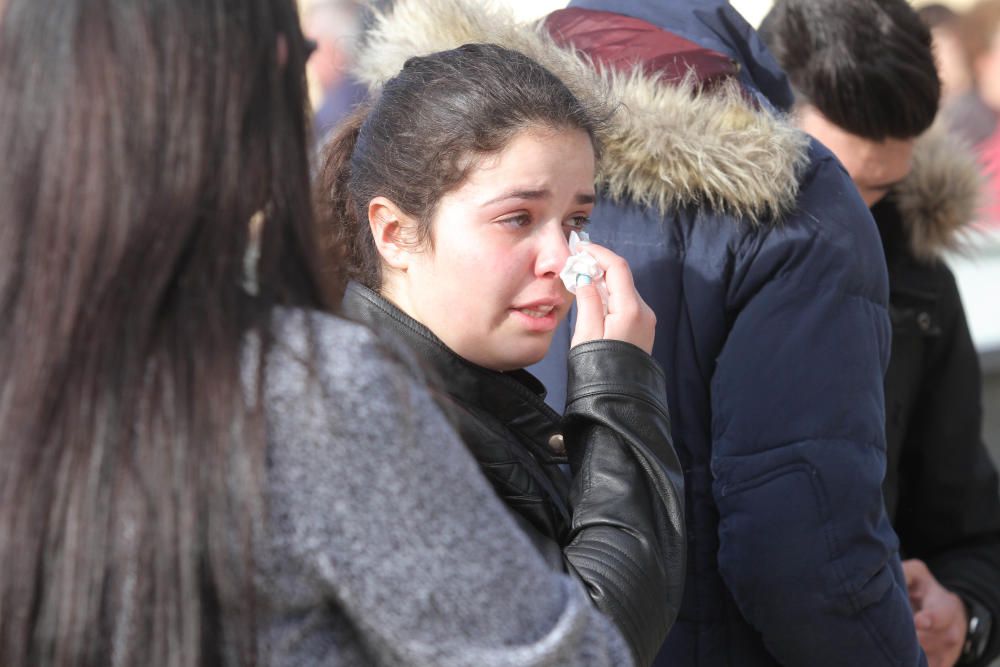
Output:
top-left (369, 197), bottom-right (417, 271)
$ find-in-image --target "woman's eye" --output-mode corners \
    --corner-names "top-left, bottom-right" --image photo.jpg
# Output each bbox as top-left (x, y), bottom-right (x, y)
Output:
top-left (497, 214), bottom-right (532, 228)
top-left (565, 215), bottom-right (591, 231)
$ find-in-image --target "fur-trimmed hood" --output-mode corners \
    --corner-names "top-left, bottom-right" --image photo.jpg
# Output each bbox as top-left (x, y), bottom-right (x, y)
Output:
top-left (891, 123), bottom-right (982, 261)
top-left (353, 0), bottom-right (810, 223)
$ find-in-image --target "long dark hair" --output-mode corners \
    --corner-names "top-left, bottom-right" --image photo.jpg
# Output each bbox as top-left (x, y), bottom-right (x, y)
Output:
top-left (0, 0), bottom-right (332, 664)
top-left (316, 43), bottom-right (603, 290)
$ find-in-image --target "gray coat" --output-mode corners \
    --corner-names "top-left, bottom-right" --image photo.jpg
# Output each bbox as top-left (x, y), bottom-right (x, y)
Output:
top-left (252, 310), bottom-right (634, 666)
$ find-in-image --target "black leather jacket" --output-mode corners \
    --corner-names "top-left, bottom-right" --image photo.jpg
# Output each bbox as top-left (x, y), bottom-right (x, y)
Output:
top-left (341, 282), bottom-right (686, 666)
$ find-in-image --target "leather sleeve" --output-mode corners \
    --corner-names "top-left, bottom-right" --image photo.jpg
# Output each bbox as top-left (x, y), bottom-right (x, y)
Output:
top-left (561, 339), bottom-right (686, 667)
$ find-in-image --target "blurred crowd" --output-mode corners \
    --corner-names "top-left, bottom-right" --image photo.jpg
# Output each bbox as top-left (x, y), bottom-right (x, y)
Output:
top-left (922, 1), bottom-right (1000, 230)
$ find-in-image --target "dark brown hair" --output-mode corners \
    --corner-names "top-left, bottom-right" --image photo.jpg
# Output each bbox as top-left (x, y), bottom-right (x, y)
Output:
top-left (0, 0), bottom-right (331, 664)
top-left (316, 43), bottom-right (601, 290)
top-left (760, 0), bottom-right (940, 141)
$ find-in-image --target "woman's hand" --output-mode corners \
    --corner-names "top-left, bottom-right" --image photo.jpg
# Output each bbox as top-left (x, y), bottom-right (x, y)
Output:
top-left (570, 242), bottom-right (656, 354)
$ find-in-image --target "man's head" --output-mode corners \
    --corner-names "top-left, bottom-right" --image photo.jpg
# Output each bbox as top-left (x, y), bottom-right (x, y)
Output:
top-left (760, 0), bottom-right (940, 206)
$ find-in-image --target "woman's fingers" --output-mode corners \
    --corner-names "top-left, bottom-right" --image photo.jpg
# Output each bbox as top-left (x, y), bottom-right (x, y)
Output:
top-left (574, 243), bottom-right (637, 314)
top-left (568, 242), bottom-right (656, 354)
top-left (571, 282), bottom-right (606, 347)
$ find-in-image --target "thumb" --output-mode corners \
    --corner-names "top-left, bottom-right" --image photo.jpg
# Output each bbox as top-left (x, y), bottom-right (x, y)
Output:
top-left (915, 610), bottom-right (935, 631)
top-left (571, 282), bottom-right (605, 347)
top-left (903, 559), bottom-right (929, 604)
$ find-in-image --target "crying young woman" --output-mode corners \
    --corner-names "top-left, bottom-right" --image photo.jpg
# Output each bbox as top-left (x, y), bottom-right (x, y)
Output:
top-left (317, 44), bottom-right (686, 667)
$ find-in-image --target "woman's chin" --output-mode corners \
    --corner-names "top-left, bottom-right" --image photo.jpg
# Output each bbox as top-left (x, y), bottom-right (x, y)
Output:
top-left (472, 339), bottom-right (553, 373)
top-left (505, 340), bottom-right (554, 371)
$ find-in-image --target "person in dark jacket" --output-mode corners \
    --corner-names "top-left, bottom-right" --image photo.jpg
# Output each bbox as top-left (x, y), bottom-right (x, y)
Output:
top-left (352, 0), bottom-right (924, 665)
top-left (761, 1), bottom-right (1000, 665)
top-left (315, 43), bottom-right (686, 667)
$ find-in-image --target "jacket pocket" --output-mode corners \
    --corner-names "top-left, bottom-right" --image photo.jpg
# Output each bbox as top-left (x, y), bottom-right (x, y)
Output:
top-left (717, 461), bottom-right (895, 612)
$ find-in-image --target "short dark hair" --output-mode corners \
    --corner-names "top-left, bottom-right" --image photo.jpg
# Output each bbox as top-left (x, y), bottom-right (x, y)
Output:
top-left (316, 43), bottom-right (602, 290)
top-left (759, 0), bottom-right (940, 140)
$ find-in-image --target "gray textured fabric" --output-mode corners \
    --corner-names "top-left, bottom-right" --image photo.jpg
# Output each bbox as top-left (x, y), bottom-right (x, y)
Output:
top-left (253, 310), bottom-right (633, 666)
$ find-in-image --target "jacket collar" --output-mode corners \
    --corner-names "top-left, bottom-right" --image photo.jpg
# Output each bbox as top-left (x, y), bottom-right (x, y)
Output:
top-left (340, 282), bottom-right (564, 444)
top-left (565, 0), bottom-right (796, 110)
top-left (544, 8), bottom-right (740, 87)
top-left (353, 0), bottom-right (810, 224)
top-left (887, 123), bottom-right (982, 262)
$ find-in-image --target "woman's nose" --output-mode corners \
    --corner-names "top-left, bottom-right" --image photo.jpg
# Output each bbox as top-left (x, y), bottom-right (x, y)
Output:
top-left (534, 222), bottom-right (571, 278)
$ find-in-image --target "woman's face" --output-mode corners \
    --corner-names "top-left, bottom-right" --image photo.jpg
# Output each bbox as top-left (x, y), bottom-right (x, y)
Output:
top-left (384, 128), bottom-right (596, 371)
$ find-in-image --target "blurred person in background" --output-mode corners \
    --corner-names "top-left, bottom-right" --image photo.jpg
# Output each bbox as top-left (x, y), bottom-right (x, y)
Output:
top-left (302, 0), bottom-right (367, 147)
top-left (0, 0), bottom-right (645, 664)
top-left (762, 1), bottom-right (1000, 666)
top-left (918, 3), bottom-right (997, 147)
top-left (356, 0), bottom-right (927, 665)
top-left (956, 0), bottom-right (1000, 226)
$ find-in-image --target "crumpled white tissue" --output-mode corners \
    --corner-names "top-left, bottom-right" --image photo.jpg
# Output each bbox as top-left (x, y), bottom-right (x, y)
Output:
top-left (560, 231), bottom-right (601, 292)
top-left (560, 231), bottom-right (609, 313)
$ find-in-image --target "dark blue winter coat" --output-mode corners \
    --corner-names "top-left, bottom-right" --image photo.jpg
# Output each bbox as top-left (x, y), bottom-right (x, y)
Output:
top-left (352, 1), bottom-right (926, 664)
top-left (532, 2), bottom-right (927, 665)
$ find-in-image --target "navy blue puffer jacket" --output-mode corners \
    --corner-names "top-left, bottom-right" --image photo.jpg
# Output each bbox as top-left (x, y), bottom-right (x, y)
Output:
top-left (536, 3), bottom-right (925, 665)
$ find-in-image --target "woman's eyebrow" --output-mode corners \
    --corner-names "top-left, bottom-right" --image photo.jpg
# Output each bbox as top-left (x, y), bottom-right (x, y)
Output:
top-left (481, 189), bottom-right (551, 206)
top-left (481, 190), bottom-right (596, 206)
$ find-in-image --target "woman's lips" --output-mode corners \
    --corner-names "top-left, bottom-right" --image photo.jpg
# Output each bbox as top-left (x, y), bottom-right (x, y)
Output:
top-left (517, 304), bottom-right (556, 318)
top-left (509, 300), bottom-right (564, 332)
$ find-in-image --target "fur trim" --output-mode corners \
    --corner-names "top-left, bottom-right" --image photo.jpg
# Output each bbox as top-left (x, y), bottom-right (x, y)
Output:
top-left (354, 0), bottom-right (810, 223)
top-left (892, 123), bottom-right (982, 261)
